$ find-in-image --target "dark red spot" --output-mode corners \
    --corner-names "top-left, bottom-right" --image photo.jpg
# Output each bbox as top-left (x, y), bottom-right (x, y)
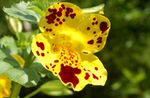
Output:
top-left (43, 26), bottom-right (45, 28)
top-left (93, 31), bottom-right (96, 34)
top-left (84, 73), bottom-right (90, 80)
top-left (62, 18), bottom-right (65, 22)
top-left (50, 63), bottom-right (52, 66)
top-left (95, 21), bottom-right (98, 25)
top-left (46, 28), bottom-right (49, 32)
top-left (55, 23), bottom-right (58, 26)
top-left (92, 74), bottom-right (98, 80)
top-left (87, 40), bottom-right (94, 44)
top-left (70, 13), bottom-right (76, 19)
top-left (36, 51), bottom-right (40, 56)
top-left (59, 8), bottom-right (63, 12)
top-left (54, 60), bottom-right (59, 63)
top-left (87, 27), bottom-right (90, 30)
top-left (59, 64), bottom-right (81, 88)
top-left (59, 21), bottom-right (62, 25)
top-left (52, 65), bottom-right (56, 68)
top-left (97, 45), bottom-right (100, 47)
top-left (46, 8), bottom-right (59, 24)
top-left (57, 11), bottom-right (62, 17)
top-left (56, 18), bottom-right (60, 21)
top-left (92, 22), bottom-right (95, 25)
top-left (75, 60), bottom-right (78, 63)
top-left (100, 21), bottom-right (108, 33)
top-left (41, 53), bottom-right (45, 56)
top-left (66, 7), bottom-right (73, 12)
top-left (49, 29), bottom-right (52, 32)
top-left (61, 4), bottom-right (65, 9)
top-left (65, 7), bottom-right (73, 17)
top-left (45, 65), bottom-right (49, 69)
top-left (95, 67), bottom-right (98, 71)
top-left (36, 42), bottom-right (45, 50)
top-left (97, 37), bottom-right (102, 43)
top-left (93, 17), bottom-right (96, 20)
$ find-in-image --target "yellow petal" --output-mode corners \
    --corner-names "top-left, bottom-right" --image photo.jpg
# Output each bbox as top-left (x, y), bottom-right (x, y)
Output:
top-left (39, 2), bottom-right (110, 53)
top-left (77, 14), bottom-right (110, 53)
top-left (31, 33), bottom-right (58, 74)
top-left (67, 52), bottom-right (107, 91)
top-left (0, 75), bottom-right (11, 97)
top-left (39, 2), bottom-right (82, 36)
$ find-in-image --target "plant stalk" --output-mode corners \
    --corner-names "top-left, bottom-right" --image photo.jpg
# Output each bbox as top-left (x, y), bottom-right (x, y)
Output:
top-left (10, 82), bottom-right (22, 98)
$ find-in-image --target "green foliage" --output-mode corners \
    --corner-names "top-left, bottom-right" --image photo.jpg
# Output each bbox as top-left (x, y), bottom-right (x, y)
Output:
top-left (3, 1), bottom-right (39, 23)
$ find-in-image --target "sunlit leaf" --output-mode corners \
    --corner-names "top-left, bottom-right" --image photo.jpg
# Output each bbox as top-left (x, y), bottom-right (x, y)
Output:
top-left (3, 1), bottom-right (39, 23)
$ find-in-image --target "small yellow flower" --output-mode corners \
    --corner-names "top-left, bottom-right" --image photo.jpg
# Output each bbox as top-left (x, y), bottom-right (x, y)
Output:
top-left (0, 75), bottom-right (11, 98)
top-left (32, 2), bottom-right (110, 91)
top-left (11, 54), bottom-right (25, 68)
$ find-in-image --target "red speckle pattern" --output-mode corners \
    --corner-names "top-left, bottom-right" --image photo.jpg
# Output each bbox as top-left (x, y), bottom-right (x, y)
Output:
top-left (44, 3), bottom-right (77, 32)
top-left (91, 17), bottom-right (98, 25)
top-left (36, 42), bottom-right (45, 50)
top-left (84, 72), bottom-right (90, 80)
top-left (100, 21), bottom-right (108, 33)
top-left (87, 39), bottom-right (94, 44)
top-left (59, 47), bottom-right (79, 67)
top-left (59, 64), bottom-right (81, 88)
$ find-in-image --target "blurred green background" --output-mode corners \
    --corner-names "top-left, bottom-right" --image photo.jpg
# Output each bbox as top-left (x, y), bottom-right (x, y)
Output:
top-left (0, 0), bottom-right (150, 98)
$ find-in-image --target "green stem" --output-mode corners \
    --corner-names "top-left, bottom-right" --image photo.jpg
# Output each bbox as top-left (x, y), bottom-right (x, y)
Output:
top-left (24, 88), bottom-right (41, 98)
top-left (25, 51), bottom-right (35, 67)
top-left (10, 82), bottom-right (22, 98)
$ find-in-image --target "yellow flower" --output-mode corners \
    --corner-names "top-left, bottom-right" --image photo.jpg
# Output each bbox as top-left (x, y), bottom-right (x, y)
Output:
top-left (32, 2), bottom-right (110, 91)
top-left (0, 75), bottom-right (11, 98)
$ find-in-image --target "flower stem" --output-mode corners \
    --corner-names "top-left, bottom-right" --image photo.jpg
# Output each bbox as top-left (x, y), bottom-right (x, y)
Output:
top-left (24, 88), bottom-right (41, 98)
top-left (10, 82), bottom-right (22, 98)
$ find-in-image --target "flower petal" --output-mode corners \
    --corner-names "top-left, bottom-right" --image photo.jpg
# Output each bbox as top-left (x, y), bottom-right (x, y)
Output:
top-left (39, 2), bottom-right (82, 36)
top-left (32, 34), bottom-right (107, 91)
top-left (32, 33), bottom-right (81, 76)
top-left (32, 33), bottom-right (60, 75)
top-left (69, 53), bottom-right (107, 91)
top-left (77, 14), bottom-right (111, 53)
top-left (39, 2), bottom-right (110, 53)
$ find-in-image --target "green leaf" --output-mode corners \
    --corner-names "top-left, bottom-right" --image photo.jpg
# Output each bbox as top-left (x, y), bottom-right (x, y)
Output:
top-left (30, 62), bottom-right (51, 77)
top-left (0, 60), bottom-right (13, 74)
top-left (40, 80), bottom-right (73, 96)
top-left (0, 49), bottom-right (7, 60)
top-left (0, 59), bottom-right (40, 87)
top-left (3, 1), bottom-right (40, 23)
top-left (0, 36), bottom-right (18, 53)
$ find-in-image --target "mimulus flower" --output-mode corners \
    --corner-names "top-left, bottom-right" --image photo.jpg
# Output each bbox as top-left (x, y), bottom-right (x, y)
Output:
top-left (32, 2), bottom-right (110, 91)
top-left (0, 74), bottom-right (11, 98)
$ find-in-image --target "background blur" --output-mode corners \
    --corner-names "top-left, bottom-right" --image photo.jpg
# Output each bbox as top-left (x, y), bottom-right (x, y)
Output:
top-left (0, 0), bottom-right (150, 98)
